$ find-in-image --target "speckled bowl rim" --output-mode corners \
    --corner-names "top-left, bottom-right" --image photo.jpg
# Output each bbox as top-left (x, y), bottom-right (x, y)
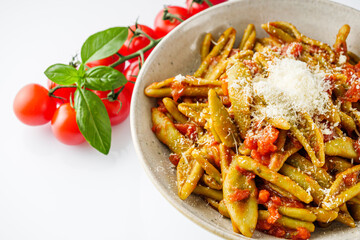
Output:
top-left (130, 0), bottom-right (360, 239)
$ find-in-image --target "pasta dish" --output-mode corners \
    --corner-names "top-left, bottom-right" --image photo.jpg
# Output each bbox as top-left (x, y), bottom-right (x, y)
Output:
top-left (144, 21), bottom-right (360, 239)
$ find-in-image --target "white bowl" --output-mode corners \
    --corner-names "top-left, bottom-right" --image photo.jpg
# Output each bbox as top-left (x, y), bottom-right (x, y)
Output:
top-left (130, 0), bottom-right (360, 239)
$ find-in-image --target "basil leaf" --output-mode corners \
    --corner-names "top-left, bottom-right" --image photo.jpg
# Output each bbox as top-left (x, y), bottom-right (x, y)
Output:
top-left (44, 64), bottom-right (79, 85)
top-left (81, 27), bottom-right (128, 63)
top-left (74, 88), bottom-right (111, 154)
top-left (84, 66), bottom-right (127, 91)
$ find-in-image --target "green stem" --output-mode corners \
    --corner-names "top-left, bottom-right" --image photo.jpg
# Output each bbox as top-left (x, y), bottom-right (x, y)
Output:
top-left (48, 84), bottom-right (77, 99)
top-left (204, 0), bottom-right (214, 7)
top-left (110, 38), bottom-right (162, 68)
top-left (135, 28), bottom-right (156, 42)
top-left (163, 8), bottom-right (184, 23)
top-left (108, 86), bottom-right (125, 101)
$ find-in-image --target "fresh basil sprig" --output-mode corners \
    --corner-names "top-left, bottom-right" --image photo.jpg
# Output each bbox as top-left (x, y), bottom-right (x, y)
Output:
top-left (44, 27), bottom-right (129, 155)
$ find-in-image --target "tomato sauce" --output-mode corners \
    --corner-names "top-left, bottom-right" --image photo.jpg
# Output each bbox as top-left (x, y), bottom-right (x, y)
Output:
top-left (341, 63), bottom-right (360, 102)
top-left (207, 145), bottom-right (221, 168)
top-left (174, 123), bottom-right (198, 141)
top-left (243, 60), bottom-right (260, 76)
top-left (170, 81), bottom-right (186, 101)
top-left (292, 227), bottom-right (311, 240)
top-left (235, 165), bottom-right (256, 182)
top-left (156, 100), bottom-right (168, 113)
top-left (257, 220), bottom-right (311, 240)
top-left (259, 181), bottom-right (305, 209)
top-left (229, 48), bottom-right (240, 57)
top-left (354, 138), bottom-right (360, 156)
top-left (343, 172), bottom-right (359, 187)
top-left (281, 42), bottom-right (303, 59)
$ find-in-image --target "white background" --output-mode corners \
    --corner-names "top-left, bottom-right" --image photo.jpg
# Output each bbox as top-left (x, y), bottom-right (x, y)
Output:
top-left (0, 0), bottom-right (359, 239)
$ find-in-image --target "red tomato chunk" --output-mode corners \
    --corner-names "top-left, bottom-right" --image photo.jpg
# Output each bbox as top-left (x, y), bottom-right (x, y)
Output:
top-left (228, 189), bottom-right (250, 202)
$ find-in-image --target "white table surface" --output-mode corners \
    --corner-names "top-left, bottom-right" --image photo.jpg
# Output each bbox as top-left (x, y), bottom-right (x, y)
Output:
top-left (1, 0), bottom-right (359, 239)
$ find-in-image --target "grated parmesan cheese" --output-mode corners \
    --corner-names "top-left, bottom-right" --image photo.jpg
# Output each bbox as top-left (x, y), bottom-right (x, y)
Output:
top-left (252, 58), bottom-right (331, 124)
top-left (174, 74), bottom-right (186, 82)
top-left (338, 54), bottom-right (347, 65)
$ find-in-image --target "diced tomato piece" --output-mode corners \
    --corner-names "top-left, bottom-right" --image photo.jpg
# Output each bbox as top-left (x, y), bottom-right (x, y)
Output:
top-left (257, 125), bottom-right (279, 155)
top-left (244, 125), bottom-right (279, 166)
top-left (170, 81), bottom-right (186, 102)
top-left (244, 133), bottom-right (258, 150)
top-left (169, 153), bottom-right (181, 166)
top-left (221, 78), bottom-right (229, 96)
top-left (174, 123), bottom-right (198, 141)
top-left (267, 206), bottom-right (281, 224)
top-left (228, 189), bottom-right (251, 202)
top-left (258, 189), bottom-right (271, 204)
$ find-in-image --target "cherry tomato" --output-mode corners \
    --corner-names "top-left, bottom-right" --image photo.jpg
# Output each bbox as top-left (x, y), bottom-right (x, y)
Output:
top-left (92, 88), bottom-right (131, 125)
top-left (86, 54), bottom-right (125, 72)
top-left (47, 79), bottom-right (76, 105)
top-left (154, 6), bottom-right (190, 38)
top-left (118, 24), bottom-right (158, 58)
top-left (91, 89), bottom-right (109, 99)
top-left (13, 83), bottom-right (57, 126)
top-left (102, 89), bottom-right (131, 126)
top-left (186, 0), bottom-right (227, 15)
top-left (51, 103), bottom-right (85, 145)
top-left (123, 60), bottom-right (140, 97)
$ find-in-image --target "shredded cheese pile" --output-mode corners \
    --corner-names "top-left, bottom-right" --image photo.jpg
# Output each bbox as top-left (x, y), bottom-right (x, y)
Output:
top-left (252, 58), bottom-right (332, 124)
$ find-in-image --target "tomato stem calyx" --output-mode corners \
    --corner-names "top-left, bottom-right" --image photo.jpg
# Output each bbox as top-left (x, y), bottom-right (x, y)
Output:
top-left (192, 0), bottom-right (214, 6)
top-left (107, 86), bottom-right (125, 102)
top-left (162, 7), bottom-right (185, 23)
top-left (48, 84), bottom-right (77, 100)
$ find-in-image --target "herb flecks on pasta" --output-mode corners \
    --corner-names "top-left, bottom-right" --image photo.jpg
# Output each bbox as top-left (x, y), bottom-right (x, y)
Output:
top-left (145, 22), bottom-right (360, 239)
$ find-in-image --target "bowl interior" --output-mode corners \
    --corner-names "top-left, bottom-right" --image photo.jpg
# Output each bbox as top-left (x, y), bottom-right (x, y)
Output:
top-left (131, 0), bottom-right (360, 239)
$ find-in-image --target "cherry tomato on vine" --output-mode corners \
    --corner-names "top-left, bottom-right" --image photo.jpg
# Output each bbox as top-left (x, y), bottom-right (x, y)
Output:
top-left (86, 54), bottom-right (125, 72)
top-left (51, 103), bottom-right (85, 145)
top-left (92, 89), bottom-right (131, 125)
top-left (47, 79), bottom-right (76, 105)
top-left (186, 0), bottom-right (227, 16)
top-left (154, 6), bottom-right (190, 38)
top-left (102, 89), bottom-right (130, 126)
top-left (13, 83), bottom-right (57, 126)
top-left (123, 60), bottom-right (140, 97)
top-left (118, 24), bottom-right (158, 58)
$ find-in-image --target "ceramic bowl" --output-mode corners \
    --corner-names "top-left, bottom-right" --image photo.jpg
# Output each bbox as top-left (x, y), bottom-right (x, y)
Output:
top-left (130, 0), bottom-right (360, 239)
